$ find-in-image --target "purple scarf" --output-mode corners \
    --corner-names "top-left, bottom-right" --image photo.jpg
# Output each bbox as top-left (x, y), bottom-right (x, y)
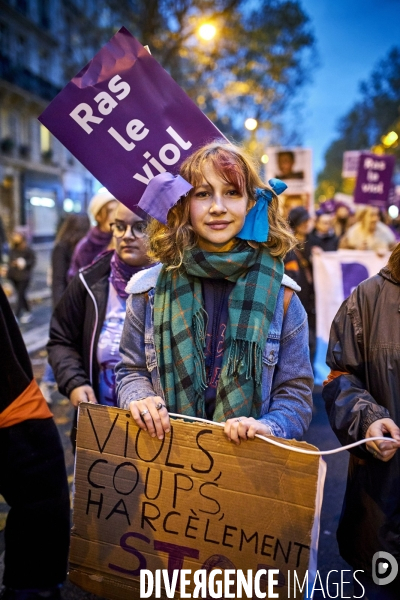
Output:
top-left (109, 251), bottom-right (148, 299)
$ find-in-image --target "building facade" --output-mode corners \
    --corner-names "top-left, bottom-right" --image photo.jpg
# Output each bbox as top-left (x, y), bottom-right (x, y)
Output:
top-left (0, 0), bottom-right (103, 242)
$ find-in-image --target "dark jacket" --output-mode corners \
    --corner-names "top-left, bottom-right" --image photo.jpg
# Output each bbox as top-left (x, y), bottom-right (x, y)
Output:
top-left (322, 266), bottom-right (400, 574)
top-left (0, 284), bottom-right (34, 412)
top-left (284, 244), bottom-right (314, 316)
top-left (7, 246), bottom-right (36, 282)
top-left (307, 229), bottom-right (339, 252)
top-left (51, 241), bottom-right (74, 307)
top-left (47, 251), bottom-right (112, 399)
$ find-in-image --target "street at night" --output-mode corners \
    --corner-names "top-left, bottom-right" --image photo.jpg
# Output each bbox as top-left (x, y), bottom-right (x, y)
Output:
top-left (1, 1), bottom-right (400, 598)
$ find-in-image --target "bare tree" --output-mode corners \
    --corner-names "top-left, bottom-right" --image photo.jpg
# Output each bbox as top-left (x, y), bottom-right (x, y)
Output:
top-left (64, 0), bottom-right (316, 143)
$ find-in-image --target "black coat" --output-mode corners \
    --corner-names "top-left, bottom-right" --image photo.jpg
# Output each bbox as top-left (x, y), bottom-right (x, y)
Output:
top-left (47, 252), bottom-right (112, 399)
top-left (7, 246), bottom-right (36, 282)
top-left (307, 229), bottom-right (339, 252)
top-left (284, 244), bottom-right (315, 316)
top-left (322, 267), bottom-right (400, 574)
top-left (0, 285), bottom-right (34, 412)
top-left (51, 241), bottom-right (74, 307)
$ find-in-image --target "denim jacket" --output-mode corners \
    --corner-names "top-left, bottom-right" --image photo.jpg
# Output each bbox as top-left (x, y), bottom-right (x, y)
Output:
top-left (116, 264), bottom-right (313, 440)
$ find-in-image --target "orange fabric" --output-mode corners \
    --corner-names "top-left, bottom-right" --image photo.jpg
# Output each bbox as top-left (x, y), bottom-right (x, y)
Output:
top-left (283, 288), bottom-right (294, 317)
top-left (0, 378), bottom-right (53, 428)
top-left (323, 369), bottom-right (349, 387)
top-left (285, 261), bottom-right (299, 272)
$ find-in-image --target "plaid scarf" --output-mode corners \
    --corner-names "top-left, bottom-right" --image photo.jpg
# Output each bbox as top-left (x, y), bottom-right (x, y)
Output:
top-left (153, 242), bottom-right (284, 421)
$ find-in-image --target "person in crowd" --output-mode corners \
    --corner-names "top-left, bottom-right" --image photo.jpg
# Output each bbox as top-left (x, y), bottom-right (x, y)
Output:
top-left (333, 202), bottom-right (354, 239)
top-left (308, 210), bottom-right (339, 253)
top-left (68, 188), bottom-right (118, 278)
top-left (284, 206), bottom-right (316, 365)
top-left (39, 213), bottom-right (91, 403)
top-left (0, 284), bottom-right (70, 600)
top-left (318, 198), bottom-right (355, 240)
top-left (276, 150), bottom-right (304, 180)
top-left (116, 142), bottom-right (313, 443)
top-left (7, 230), bottom-right (36, 323)
top-left (47, 202), bottom-right (152, 452)
top-left (0, 213), bottom-right (6, 264)
top-left (51, 213), bottom-right (91, 305)
top-left (322, 242), bottom-right (400, 600)
top-left (339, 205), bottom-right (396, 254)
top-left (388, 214), bottom-right (400, 241)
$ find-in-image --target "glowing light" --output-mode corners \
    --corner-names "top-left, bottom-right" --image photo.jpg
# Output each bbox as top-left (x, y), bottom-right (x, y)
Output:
top-left (63, 198), bottom-right (74, 212)
top-left (371, 145), bottom-right (385, 155)
top-left (245, 118), bottom-right (258, 131)
top-left (388, 205), bottom-right (399, 219)
top-left (30, 196), bottom-right (55, 207)
top-left (382, 131), bottom-right (398, 147)
top-left (198, 24), bottom-right (216, 41)
top-left (261, 154), bottom-right (269, 164)
top-left (326, 185), bottom-right (335, 197)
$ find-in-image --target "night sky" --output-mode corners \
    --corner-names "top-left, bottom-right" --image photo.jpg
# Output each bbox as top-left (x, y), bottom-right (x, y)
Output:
top-left (297, 0), bottom-right (400, 181)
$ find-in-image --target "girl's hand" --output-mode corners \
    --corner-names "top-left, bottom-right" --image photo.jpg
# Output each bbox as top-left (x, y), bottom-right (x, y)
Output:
top-left (224, 417), bottom-right (272, 445)
top-left (129, 396), bottom-right (170, 440)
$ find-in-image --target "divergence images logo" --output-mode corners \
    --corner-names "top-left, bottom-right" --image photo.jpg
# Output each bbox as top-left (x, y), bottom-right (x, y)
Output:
top-left (372, 551), bottom-right (398, 586)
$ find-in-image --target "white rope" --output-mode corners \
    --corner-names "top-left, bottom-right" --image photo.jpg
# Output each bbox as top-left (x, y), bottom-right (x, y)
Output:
top-left (169, 412), bottom-right (395, 456)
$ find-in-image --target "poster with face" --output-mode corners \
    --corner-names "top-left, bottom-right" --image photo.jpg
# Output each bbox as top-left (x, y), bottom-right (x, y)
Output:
top-left (264, 147), bottom-right (314, 217)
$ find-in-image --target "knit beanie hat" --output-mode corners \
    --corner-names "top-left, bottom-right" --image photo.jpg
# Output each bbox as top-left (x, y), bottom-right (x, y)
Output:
top-left (88, 189), bottom-right (116, 224)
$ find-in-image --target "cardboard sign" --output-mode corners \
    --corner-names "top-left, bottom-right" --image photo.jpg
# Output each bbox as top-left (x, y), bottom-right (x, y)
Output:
top-left (342, 150), bottom-right (362, 178)
top-left (38, 27), bottom-right (225, 211)
top-left (354, 152), bottom-right (395, 208)
top-left (69, 404), bottom-right (324, 599)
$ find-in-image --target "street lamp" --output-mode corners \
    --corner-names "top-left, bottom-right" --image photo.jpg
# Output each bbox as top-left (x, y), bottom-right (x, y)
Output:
top-left (245, 118), bottom-right (258, 131)
top-left (382, 131), bottom-right (399, 148)
top-left (198, 23), bottom-right (217, 41)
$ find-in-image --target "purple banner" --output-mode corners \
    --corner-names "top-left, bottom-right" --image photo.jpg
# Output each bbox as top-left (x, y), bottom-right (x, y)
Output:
top-left (353, 152), bottom-right (395, 208)
top-left (38, 27), bottom-right (225, 211)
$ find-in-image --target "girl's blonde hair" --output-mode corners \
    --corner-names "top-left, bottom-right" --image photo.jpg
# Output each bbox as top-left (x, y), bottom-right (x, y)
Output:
top-left (147, 141), bottom-right (296, 267)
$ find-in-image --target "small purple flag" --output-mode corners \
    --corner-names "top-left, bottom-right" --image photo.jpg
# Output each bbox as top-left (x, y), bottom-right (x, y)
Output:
top-left (354, 152), bottom-right (395, 208)
top-left (38, 27), bottom-right (226, 212)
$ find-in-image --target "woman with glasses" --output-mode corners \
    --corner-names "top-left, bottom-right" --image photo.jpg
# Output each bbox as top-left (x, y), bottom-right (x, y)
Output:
top-left (47, 202), bottom-right (152, 451)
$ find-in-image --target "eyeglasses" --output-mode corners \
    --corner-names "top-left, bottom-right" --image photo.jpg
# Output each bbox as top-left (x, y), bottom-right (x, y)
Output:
top-left (110, 221), bottom-right (148, 239)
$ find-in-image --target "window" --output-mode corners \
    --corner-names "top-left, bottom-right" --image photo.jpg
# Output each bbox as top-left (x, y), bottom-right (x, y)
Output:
top-left (38, 0), bottom-right (50, 29)
top-left (0, 22), bottom-right (9, 56)
top-left (38, 48), bottom-right (50, 74)
top-left (15, 35), bottom-right (27, 66)
top-left (40, 124), bottom-right (51, 153)
top-left (15, 0), bottom-right (28, 14)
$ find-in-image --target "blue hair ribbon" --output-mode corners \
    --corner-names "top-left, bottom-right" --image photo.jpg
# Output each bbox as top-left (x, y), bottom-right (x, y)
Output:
top-left (236, 178), bottom-right (287, 242)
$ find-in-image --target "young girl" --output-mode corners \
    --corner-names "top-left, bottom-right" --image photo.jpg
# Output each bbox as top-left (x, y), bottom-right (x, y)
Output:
top-left (116, 142), bottom-right (313, 443)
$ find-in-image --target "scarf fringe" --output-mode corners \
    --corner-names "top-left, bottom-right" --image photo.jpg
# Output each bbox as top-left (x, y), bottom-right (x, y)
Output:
top-left (227, 340), bottom-right (263, 384)
top-left (192, 307), bottom-right (208, 395)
